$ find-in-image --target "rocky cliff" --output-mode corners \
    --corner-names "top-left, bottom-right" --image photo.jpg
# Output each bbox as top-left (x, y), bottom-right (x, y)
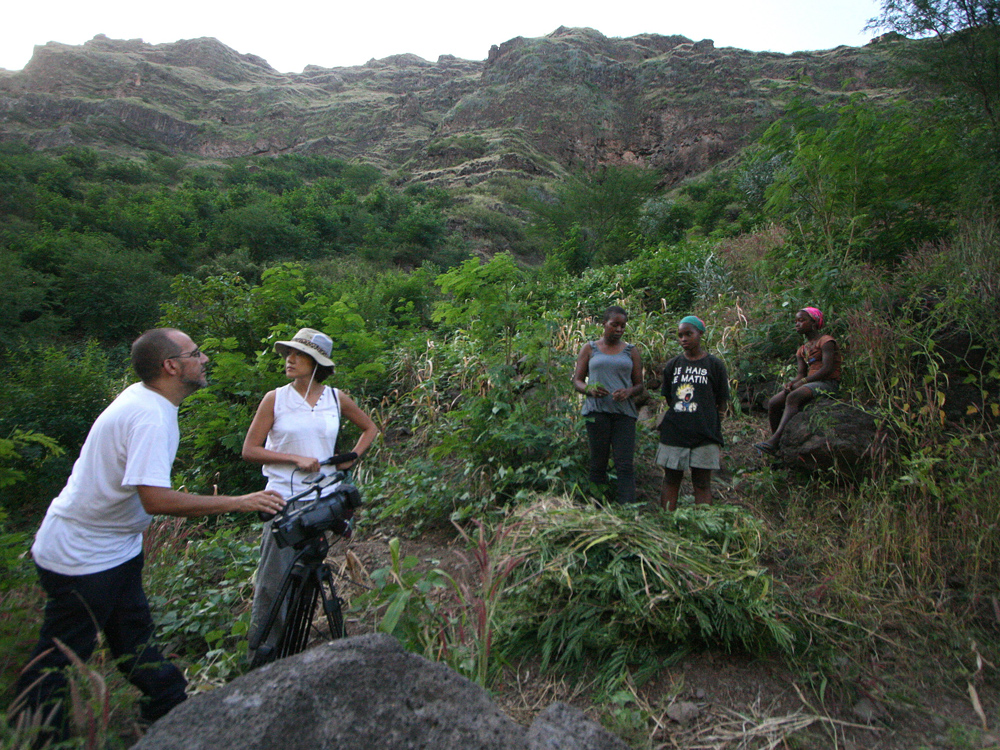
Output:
top-left (0, 28), bottom-right (899, 186)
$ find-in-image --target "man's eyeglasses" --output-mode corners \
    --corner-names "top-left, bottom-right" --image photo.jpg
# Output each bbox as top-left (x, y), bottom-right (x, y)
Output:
top-left (167, 348), bottom-right (202, 360)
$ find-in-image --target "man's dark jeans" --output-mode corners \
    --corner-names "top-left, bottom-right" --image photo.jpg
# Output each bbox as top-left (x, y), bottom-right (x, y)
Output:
top-left (13, 552), bottom-right (187, 737)
top-left (585, 412), bottom-right (637, 504)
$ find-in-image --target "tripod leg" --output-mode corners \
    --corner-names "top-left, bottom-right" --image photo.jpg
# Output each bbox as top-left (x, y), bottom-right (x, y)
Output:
top-left (317, 566), bottom-right (346, 639)
top-left (277, 574), bottom-right (317, 660)
top-left (249, 551), bottom-right (308, 668)
top-left (276, 581), bottom-right (302, 661)
top-left (250, 538), bottom-right (346, 667)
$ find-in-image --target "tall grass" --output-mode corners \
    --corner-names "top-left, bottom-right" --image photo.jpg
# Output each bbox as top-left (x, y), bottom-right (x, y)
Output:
top-left (351, 521), bottom-right (524, 687)
top-left (495, 497), bottom-right (798, 689)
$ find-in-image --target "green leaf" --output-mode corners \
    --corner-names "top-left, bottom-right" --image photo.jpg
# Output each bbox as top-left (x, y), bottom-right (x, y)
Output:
top-left (380, 590), bottom-right (412, 635)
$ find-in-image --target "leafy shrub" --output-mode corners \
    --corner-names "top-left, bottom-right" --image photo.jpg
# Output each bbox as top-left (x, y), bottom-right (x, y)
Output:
top-left (145, 520), bottom-right (260, 685)
top-left (0, 250), bottom-right (59, 348)
top-left (0, 343), bottom-right (121, 514)
top-left (0, 431), bottom-right (62, 586)
top-left (525, 165), bottom-right (660, 268)
top-left (753, 97), bottom-right (966, 263)
top-left (0, 147), bottom-right (464, 347)
top-left (426, 134), bottom-right (488, 160)
top-left (429, 372), bottom-right (589, 507)
top-left (367, 459), bottom-right (467, 531)
top-left (160, 264), bottom-right (388, 493)
top-left (353, 524), bottom-right (524, 687)
top-left (637, 196), bottom-right (694, 243)
top-left (549, 240), bottom-right (713, 316)
top-left (433, 253), bottom-right (528, 360)
top-left (352, 537), bottom-right (458, 660)
top-left (60, 245), bottom-right (168, 341)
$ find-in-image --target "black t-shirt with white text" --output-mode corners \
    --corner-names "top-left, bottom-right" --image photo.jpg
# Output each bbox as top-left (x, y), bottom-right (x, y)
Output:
top-left (659, 353), bottom-right (729, 448)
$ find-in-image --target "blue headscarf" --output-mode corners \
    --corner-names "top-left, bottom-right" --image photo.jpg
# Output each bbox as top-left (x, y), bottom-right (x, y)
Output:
top-left (679, 315), bottom-right (706, 333)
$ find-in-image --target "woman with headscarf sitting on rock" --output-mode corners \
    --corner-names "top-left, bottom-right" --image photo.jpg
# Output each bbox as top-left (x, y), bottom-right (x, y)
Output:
top-left (756, 307), bottom-right (841, 455)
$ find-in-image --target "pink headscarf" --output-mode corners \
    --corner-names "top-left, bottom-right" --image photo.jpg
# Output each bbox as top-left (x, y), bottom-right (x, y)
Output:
top-left (801, 307), bottom-right (824, 329)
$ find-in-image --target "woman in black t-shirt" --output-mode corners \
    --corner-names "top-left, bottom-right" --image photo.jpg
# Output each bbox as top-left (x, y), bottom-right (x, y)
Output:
top-left (657, 316), bottom-right (729, 511)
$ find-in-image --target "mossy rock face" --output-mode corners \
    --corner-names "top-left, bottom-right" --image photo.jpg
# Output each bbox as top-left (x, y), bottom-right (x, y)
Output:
top-left (0, 29), bottom-right (905, 187)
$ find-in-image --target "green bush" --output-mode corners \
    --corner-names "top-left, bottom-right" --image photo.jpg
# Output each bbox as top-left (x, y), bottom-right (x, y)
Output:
top-left (145, 520), bottom-right (260, 685)
top-left (60, 245), bottom-right (169, 341)
top-left (547, 240), bottom-right (713, 316)
top-left (160, 264), bottom-right (388, 493)
top-left (427, 134), bottom-right (489, 159)
top-left (752, 97), bottom-right (966, 263)
top-left (0, 430), bottom-right (62, 582)
top-left (525, 166), bottom-right (660, 269)
top-left (0, 343), bottom-right (121, 515)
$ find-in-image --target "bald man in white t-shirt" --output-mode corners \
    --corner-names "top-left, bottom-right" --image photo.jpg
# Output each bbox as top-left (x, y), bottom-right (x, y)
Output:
top-left (12, 328), bottom-right (285, 740)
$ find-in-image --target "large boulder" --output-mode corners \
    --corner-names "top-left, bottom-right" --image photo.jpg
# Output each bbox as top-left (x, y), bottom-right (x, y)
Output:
top-left (778, 400), bottom-right (877, 472)
top-left (527, 702), bottom-right (630, 749)
top-left (133, 633), bottom-right (628, 750)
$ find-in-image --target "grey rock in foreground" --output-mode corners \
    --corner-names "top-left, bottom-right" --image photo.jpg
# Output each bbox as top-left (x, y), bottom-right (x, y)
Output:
top-left (134, 633), bottom-right (627, 750)
top-left (526, 702), bottom-right (630, 749)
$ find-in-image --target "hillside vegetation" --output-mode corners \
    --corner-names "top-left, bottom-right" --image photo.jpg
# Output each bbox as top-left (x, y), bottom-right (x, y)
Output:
top-left (3, 7), bottom-right (1000, 748)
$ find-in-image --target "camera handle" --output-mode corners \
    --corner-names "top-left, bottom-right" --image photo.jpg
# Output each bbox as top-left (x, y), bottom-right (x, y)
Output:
top-left (257, 453), bottom-right (359, 522)
top-left (296, 452), bottom-right (358, 487)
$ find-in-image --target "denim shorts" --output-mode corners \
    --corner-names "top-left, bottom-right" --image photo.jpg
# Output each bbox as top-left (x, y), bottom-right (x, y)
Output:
top-left (803, 380), bottom-right (839, 395)
top-left (655, 443), bottom-right (721, 471)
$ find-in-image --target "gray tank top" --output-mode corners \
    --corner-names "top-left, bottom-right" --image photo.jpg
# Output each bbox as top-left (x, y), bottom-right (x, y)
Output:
top-left (582, 341), bottom-right (637, 418)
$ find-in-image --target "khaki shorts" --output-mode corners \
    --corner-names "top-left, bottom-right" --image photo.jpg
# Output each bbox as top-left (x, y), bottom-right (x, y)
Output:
top-left (655, 443), bottom-right (721, 471)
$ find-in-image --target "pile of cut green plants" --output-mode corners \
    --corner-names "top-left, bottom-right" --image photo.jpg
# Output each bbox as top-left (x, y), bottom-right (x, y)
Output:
top-left (494, 496), bottom-right (800, 687)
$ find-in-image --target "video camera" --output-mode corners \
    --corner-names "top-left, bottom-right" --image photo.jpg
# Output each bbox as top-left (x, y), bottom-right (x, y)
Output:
top-left (266, 454), bottom-right (363, 549)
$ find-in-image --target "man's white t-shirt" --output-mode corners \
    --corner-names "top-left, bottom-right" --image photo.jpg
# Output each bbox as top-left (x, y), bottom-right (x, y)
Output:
top-left (32, 382), bottom-right (179, 576)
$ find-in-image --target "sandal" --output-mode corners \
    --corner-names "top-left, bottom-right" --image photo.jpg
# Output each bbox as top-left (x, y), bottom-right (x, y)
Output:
top-left (754, 442), bottom-right (776, 455)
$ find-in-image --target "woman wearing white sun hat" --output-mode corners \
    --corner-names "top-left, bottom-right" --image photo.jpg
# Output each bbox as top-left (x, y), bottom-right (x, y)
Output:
top-left (241, 327), bottom-right (378, 662)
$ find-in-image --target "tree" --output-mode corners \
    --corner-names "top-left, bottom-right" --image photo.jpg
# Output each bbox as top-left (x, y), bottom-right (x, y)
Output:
top-left (433, 253), bottom-right (528, 362)
top-left (61, 245), bottom-right (168, 341)
top-left (870, 1), bottom-right (1000, 140)
top-left (0, 344), bottom-right (115, 510)
top-left (753, 98), bottom-right (962, 262)
top-left (526, 166), bottom-right (659, 270)
top-left (0, 251), bottom-right (60, 349)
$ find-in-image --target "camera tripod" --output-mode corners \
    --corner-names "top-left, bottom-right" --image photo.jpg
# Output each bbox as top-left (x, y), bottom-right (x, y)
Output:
top-left (248, 532), bottom-right (346, 669)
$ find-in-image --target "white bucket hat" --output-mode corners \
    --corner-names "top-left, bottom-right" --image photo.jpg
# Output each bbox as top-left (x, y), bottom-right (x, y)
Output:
top-left (274, 328), bottom-right (334, 368)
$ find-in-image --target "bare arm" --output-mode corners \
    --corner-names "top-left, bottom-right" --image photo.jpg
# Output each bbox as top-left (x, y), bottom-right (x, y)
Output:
top-left (335, 391), bottom-right (379, 470)
top-left (715, 359), bottom-right (731, 420)
top-left (789, 340), bottom-right (838, 388)
top-left (138, 486), bottom-right (285, 517)
top-left (716, 388), bottom-right (730, 421)
top-left (806, 340), bottom-right (839, 383)
top-left (786, 348), bottom-right (810, 390)
top-left (241, 390), bottom-right (320, 473)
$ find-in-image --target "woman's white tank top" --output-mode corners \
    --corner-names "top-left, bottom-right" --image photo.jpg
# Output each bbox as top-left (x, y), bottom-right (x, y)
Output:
top-left (262, 383), bottom-right (340, 499)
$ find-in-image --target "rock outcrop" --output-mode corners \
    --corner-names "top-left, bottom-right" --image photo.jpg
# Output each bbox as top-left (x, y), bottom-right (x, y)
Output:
top-left (0, 28), bottom-right (897, 186)
top-left (777, 400), bottom-right (878, 472)
top-left (132, 633), bottom-right (629, 750)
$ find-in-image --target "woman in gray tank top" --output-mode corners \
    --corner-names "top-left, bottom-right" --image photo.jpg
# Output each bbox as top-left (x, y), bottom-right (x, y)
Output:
top-left (572, 306), bottom-right (644, 504)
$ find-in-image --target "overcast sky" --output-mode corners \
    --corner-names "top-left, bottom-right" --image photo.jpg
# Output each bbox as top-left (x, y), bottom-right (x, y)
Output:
top-left (1, 0), bottom-right (882, 74)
